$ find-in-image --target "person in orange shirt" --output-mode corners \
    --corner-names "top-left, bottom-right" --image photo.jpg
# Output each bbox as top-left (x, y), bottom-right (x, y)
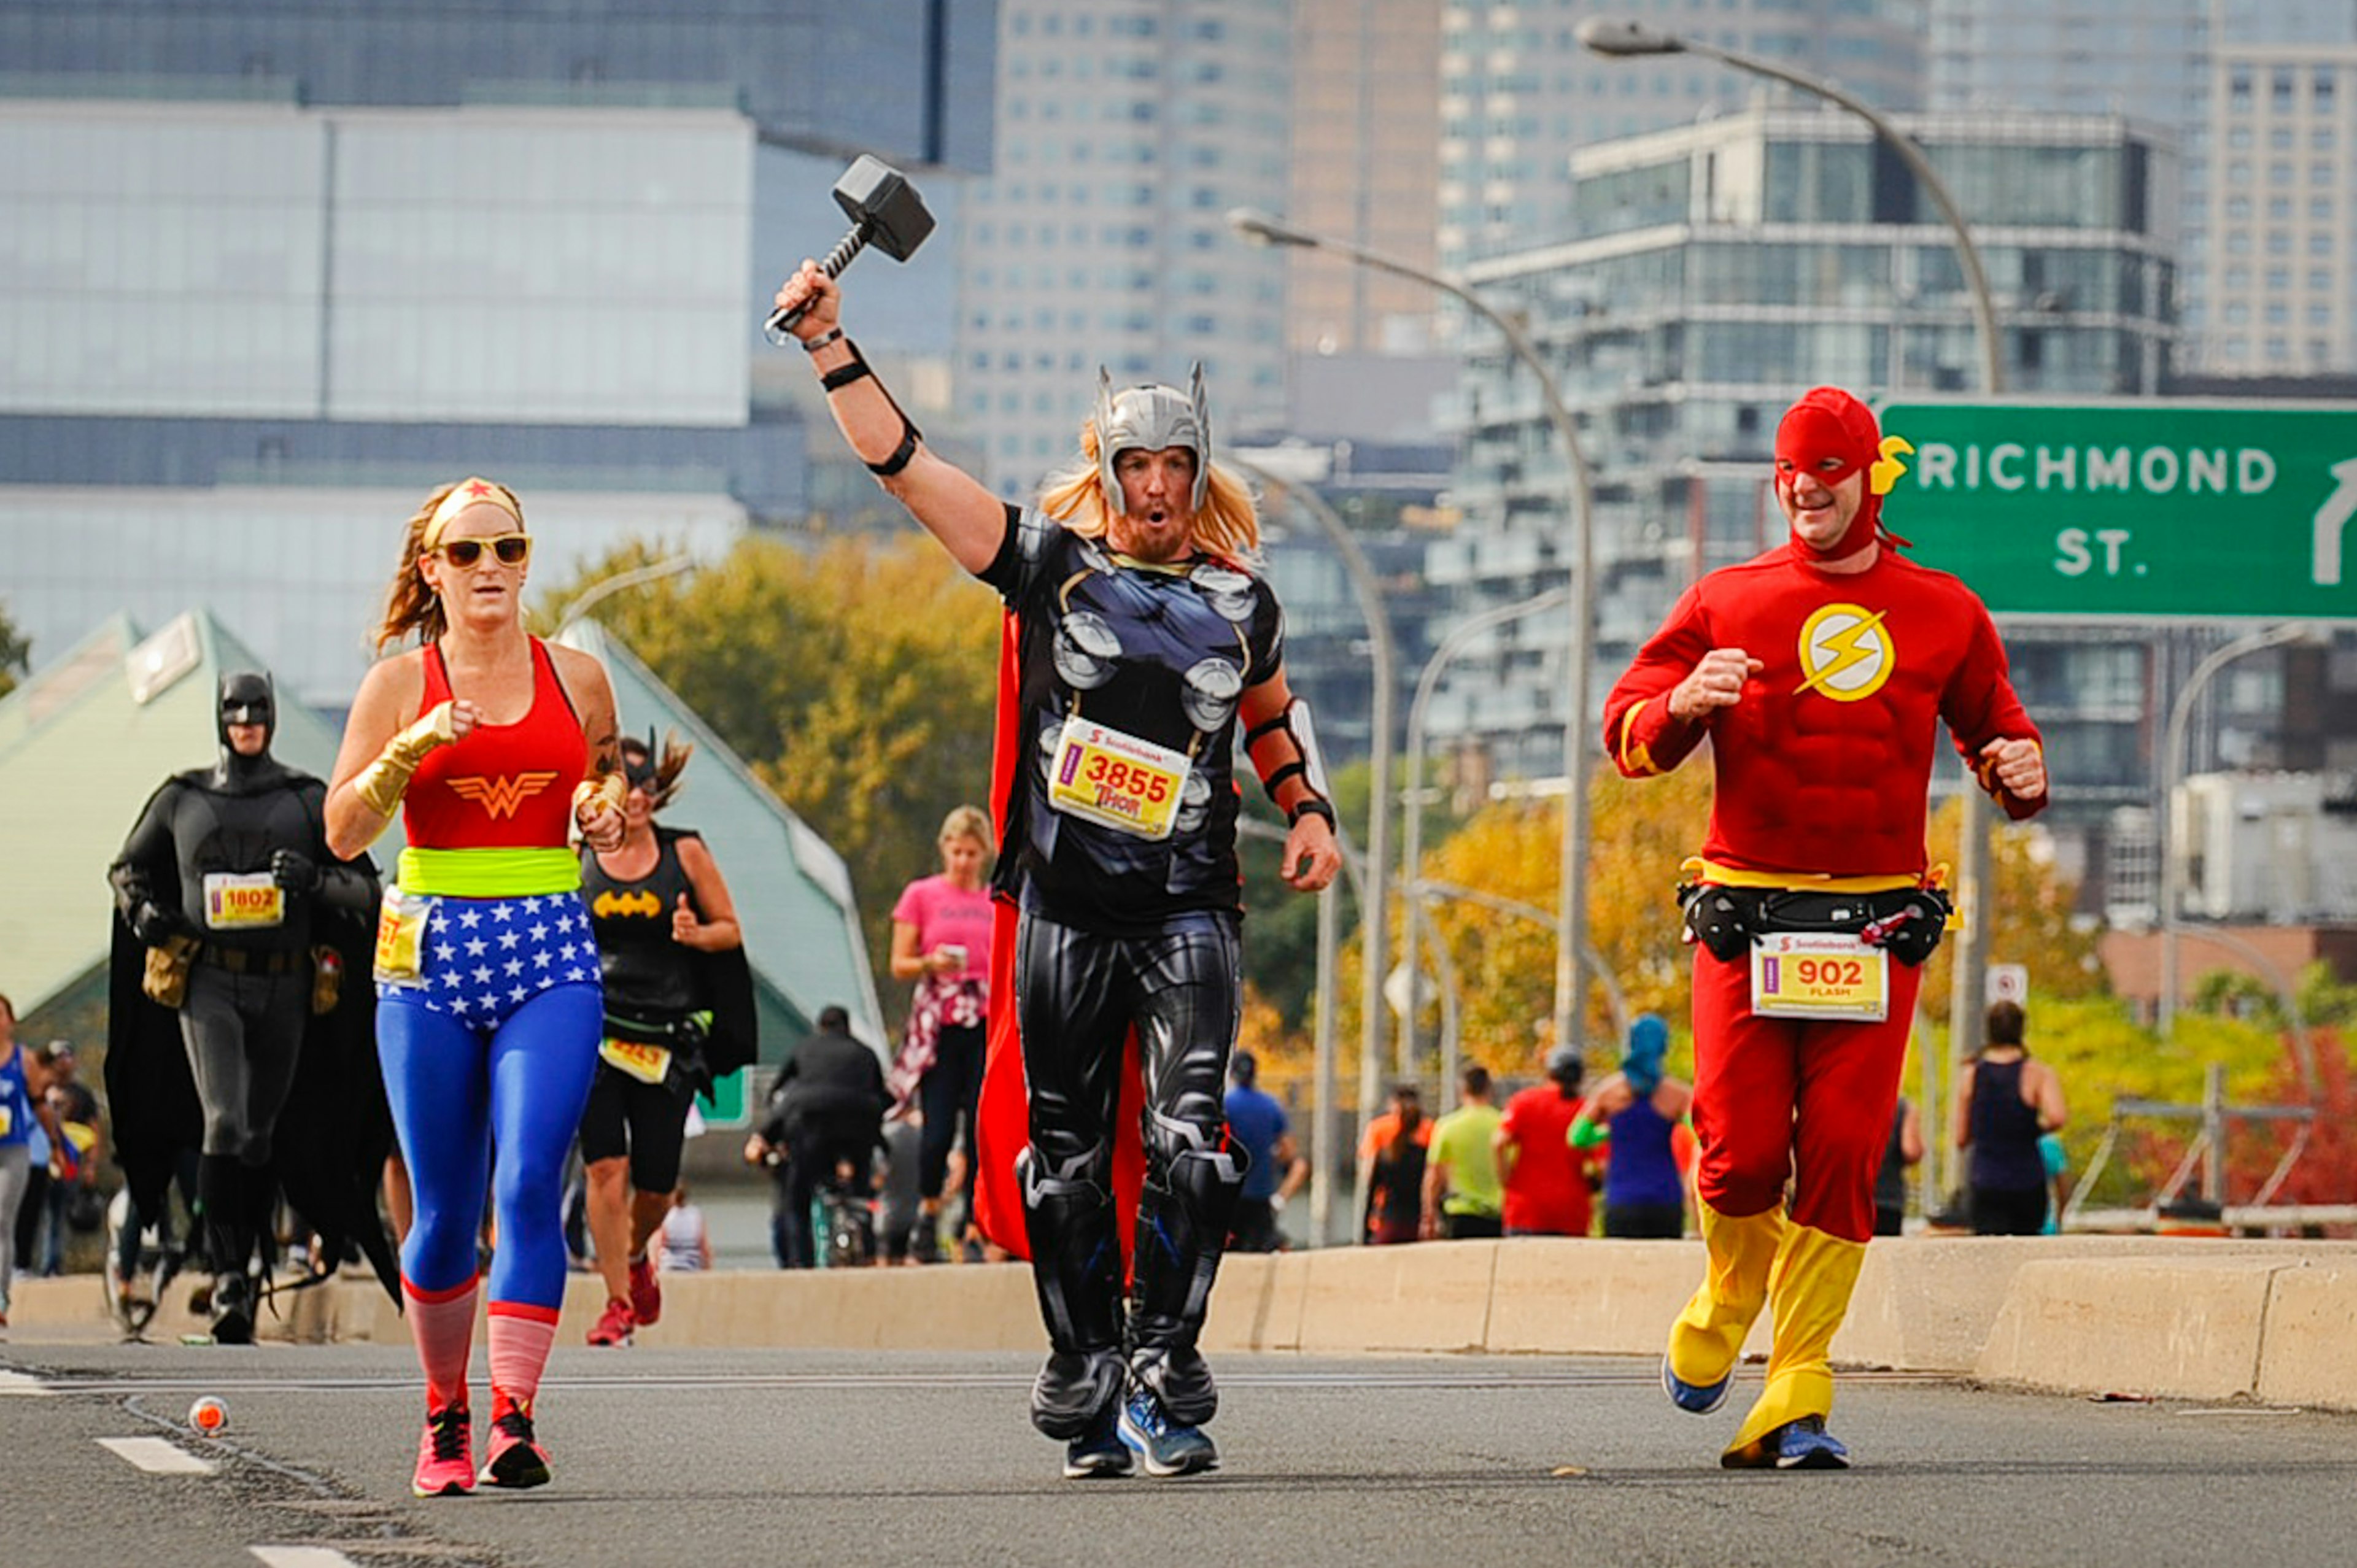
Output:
top-left (1357, 1083), bottom-right (1431, 1245)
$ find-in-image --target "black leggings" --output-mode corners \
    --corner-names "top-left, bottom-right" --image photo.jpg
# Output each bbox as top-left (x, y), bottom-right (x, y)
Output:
top-left (917, 1020), bottom-right (987, 1202)
top-left (179, 964), bottom-right (308, 1162)
top-left (1015, 907), bottom-right (1245, 1358)
top-left (578, 1060), bottom-right (693, 1194)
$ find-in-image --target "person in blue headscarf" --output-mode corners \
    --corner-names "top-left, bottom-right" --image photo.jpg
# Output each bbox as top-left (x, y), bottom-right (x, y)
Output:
top-left (1569, 1014), bottom-right (1695, 1238)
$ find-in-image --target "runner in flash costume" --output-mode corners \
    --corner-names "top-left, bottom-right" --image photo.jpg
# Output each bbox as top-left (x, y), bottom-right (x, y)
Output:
top-left (1603, 387), bottom-right (2046, 1468)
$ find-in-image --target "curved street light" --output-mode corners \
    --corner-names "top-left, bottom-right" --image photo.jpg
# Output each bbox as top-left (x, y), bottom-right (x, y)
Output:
top-left (1231, 204), bottom-right (1601, 1064)
top-left (551, 554), bottom-right (698, 639)
top-left (1580, 16), bottom-right (2008, 1197)
top-left (2157, 621), bottom-right (2321, 1037)
top-left (1399, 586), bottom-right (1568, 1067)
top-left (1233, 456), bottom-right (1399, 1146)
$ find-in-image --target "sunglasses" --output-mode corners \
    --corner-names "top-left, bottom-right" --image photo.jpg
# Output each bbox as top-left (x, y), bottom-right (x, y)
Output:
top-left (435, 533), bottom-right (531, 568)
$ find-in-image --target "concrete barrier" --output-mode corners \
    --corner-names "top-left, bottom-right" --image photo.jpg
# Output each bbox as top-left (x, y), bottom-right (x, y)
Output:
top-left (14, 1237), bottom-right (2357, 1412)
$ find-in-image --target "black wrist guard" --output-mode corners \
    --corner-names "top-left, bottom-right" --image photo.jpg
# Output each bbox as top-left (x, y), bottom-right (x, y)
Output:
top-left (1286, 797), bottom-right (1336, 832)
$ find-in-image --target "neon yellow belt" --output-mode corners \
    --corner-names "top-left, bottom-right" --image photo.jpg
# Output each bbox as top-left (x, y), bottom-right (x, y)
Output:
top-left (1684, 855), bottom-right (1932, 895)
top-left (398, 846), bottom-right (581, 899)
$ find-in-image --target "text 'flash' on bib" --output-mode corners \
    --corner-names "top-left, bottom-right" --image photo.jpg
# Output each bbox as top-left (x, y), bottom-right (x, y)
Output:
top-left (1749, 931), bottom-right (1889, 1021)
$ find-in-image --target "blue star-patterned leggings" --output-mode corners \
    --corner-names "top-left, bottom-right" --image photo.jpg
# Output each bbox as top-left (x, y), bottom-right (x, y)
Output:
top-left (376, 891), bottom-right (603, 1308)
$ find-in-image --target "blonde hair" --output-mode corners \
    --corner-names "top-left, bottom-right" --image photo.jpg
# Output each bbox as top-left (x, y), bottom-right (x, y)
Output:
top-left (371, 478), bottom-right (527, 652)
top-left (1037, 417), bottom-right (1261, 563)
top-left (939, 804), bottom-right (994, 854)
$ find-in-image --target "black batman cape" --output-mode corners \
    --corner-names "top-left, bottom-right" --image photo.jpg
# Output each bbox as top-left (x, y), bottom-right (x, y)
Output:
top-left (659, 826), bottom-right (759, 1091)
top-left (105, 859), bottom-right (400, 1305)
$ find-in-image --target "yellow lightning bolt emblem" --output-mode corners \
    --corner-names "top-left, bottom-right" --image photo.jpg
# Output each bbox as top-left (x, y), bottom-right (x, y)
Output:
top-left (1794, 604), bottom-right (1894, 701)
top-left (1869, 435), bottom-right (1914, 496)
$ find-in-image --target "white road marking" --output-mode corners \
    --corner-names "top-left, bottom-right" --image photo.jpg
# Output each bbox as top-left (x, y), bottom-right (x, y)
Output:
top-left (0, 1370), bottom-right (52, 1396)
top-left (98, 1435), bottom-right (217, 1474)
top-left (251, 1548), bottom-right (362, 1567)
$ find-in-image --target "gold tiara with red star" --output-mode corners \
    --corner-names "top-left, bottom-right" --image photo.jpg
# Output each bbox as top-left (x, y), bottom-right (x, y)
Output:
top-left (424, 477), bottom-right (524, 551)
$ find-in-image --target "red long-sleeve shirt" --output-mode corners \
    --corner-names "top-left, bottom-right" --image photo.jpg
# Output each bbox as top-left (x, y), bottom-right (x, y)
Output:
top-left (1602, 542), bottom-right (2045, 881)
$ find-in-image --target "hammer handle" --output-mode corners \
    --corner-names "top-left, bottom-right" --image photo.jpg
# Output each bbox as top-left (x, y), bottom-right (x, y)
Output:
top-left (764, 219), bottom-right (877, 337)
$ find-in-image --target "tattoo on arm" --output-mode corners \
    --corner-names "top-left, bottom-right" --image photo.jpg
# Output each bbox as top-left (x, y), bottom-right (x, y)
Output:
top-left (591, 727), bottom-right (619, 780)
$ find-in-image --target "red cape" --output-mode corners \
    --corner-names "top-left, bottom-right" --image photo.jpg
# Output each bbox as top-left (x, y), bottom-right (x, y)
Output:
top-left (970, 614), bottom-right (1147, 1263)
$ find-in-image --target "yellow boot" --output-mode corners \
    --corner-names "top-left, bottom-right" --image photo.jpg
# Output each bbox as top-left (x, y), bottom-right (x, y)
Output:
top-left (1664, 1201), bottom-right (1786, 1411)
top-left (1721, 1222), bottom-right (1865, 1467)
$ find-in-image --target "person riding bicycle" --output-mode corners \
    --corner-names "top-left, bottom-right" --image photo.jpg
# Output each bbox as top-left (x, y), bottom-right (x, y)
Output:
top-left (756, 1006), bottom-right (886, 1269)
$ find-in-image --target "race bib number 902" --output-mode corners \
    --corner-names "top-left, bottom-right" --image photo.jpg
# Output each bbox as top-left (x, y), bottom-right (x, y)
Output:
top-left (1749, 932), bottom-right (1889, 1021)
top-left (1047, 717), bottom-right (1191, 841)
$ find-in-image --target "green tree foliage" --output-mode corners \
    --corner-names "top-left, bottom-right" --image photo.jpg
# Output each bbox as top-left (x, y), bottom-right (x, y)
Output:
top-left (541, 533), bottom-right (1001, 1007)
top-left (0, 598), bottom-right (29, 700)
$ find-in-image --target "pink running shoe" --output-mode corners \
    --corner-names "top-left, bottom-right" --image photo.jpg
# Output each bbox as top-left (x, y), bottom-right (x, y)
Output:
top-left (628, 1254), bottom-right (662, 1327)
top-left (478, 1389), bottom-right (551, 1489)
top-left (412, 1404), bottom-right (474, 1497)
top-left (586, 1296), bottom-right (635, 1347)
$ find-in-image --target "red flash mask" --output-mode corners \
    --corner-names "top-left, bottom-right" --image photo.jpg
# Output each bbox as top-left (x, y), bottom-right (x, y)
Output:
top-left (1775, 387), bottom-right (1884, 562)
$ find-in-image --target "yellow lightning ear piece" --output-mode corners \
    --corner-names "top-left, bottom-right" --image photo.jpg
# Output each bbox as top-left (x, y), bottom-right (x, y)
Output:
top-left (1869, 435), bottom-right (1914, 496)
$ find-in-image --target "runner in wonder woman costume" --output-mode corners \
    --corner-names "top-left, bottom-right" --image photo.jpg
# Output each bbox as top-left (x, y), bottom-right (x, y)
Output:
top-left (771, 258), bottom-right (1342, 1481)
top-left (1603, 387), bottom-right (2047, 1469)
top-left (327, 477), bottom-right (627, 1497)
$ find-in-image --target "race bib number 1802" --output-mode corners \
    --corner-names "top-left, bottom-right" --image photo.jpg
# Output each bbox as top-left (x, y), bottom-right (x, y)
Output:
top-left (1749, 931), bottom-right (1889, 1021)
top-left (1047, 717), bottom-right (1191, 841)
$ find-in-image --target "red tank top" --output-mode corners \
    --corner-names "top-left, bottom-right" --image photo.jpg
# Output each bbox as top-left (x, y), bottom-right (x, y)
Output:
top-left (402, 638), bottom-right (587, 851)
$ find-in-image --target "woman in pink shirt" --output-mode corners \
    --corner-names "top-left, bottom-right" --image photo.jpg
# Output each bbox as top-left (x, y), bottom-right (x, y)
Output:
top-left (886, 805), bottom-right (995, 1261)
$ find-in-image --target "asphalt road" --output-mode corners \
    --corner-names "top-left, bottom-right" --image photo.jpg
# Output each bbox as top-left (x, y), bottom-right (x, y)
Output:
top-left (3, 1341), bottom-right (2352, 1568)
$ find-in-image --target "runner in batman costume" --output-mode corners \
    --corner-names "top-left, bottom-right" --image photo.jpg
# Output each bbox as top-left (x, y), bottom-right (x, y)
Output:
top-left (107, 671), bottom-right (398, 1342)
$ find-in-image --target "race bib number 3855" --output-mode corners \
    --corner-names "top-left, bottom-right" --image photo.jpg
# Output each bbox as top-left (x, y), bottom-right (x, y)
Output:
top-left (1749, 932), bottom-right (1889, 1021)
top-left (1047, 717), bottom-right (1191, 841)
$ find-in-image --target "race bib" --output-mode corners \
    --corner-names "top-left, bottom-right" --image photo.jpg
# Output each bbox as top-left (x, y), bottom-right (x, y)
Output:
top-left (0, 1103), bottom-right (11, 1137)
top-left (600, 1038), bottom-right (672, 1086)
top-left (1047, 716), bottom-right (1191, 841)
top-left (373, 886), bottom-right (433, 986)
top-left (1749, 931), bottom-right (1889, 1021)
top-left (204, 871), bottom-right (284, 930)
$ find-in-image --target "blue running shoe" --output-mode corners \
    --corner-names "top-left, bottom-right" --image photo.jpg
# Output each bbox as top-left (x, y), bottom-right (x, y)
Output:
top-left (1117, 1386), bottom-right (1218, 1478)
top-left (1662, 1356), bottom-right (1732, 1415)
top-left (1775, 1415), bottom-right (1849, 1470)
top-left (1063, 1407), bottom-right (1134, 1480)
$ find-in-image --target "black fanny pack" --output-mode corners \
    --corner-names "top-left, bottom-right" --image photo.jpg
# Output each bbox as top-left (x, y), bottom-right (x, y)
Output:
top-left (1679, 883), bottom-right (1951, 968)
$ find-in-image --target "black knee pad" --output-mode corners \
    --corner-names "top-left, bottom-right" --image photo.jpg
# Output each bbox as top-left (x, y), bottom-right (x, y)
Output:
top-left (1016, 1144), bottom-right (1124, 1359)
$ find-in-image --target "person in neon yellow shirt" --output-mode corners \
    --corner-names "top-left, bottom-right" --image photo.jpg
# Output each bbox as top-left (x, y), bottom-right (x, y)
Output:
top-left (1420, 1064), bottom-right (1506, 1240)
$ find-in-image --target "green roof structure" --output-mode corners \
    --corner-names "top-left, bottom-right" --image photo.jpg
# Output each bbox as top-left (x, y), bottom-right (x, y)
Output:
top-left (0, 611), bottom-right (881, 1118)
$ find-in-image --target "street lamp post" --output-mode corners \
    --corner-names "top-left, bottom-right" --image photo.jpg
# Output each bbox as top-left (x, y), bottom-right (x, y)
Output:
top-left (552, 554), bottom-right (698, 638)
top-left (1399, 586), bottom-right (1568, 1068)
top-left (2156, 622), bottom-right (2318, 1037)
top-left (1230, 206), bottom-right (1603, 1064)
top-left (1579, 15), bottom-right (2008, 1136)
top-left (1233, 457), bottom-right (1400, 1179)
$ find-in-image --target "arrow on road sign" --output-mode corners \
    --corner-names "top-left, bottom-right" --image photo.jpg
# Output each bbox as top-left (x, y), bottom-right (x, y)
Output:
top-left (2313, 457), bottom-right (2357, 587)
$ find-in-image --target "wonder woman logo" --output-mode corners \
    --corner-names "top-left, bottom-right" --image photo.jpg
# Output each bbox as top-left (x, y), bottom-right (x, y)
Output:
top-left (1794, 604), bottom-right (1895, 703)
top-left (592, 889), bottom-right (663, 920)
top-left (446, 771), bottom-right (560, 818)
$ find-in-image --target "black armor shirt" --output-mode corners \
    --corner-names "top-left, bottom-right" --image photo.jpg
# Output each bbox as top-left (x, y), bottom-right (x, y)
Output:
top-left (978, 506), bottom-right (1284, 933)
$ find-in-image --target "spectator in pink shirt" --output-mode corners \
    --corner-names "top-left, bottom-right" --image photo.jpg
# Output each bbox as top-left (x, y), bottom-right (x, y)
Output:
top-left (886, 806), bottom-right (996, 1262)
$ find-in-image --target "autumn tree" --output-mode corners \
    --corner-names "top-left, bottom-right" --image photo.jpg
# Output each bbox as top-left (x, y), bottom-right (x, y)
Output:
top-left (541, 533), bottom-right (1001, 1005)
top-left (0, 599), bottom-right (28, 700)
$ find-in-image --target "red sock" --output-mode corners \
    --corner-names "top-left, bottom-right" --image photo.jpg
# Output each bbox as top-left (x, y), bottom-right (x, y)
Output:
top-left (403, 1274), bottom-right (479, 1413)
top-left (486, 1301), bottom-right (561, 1413)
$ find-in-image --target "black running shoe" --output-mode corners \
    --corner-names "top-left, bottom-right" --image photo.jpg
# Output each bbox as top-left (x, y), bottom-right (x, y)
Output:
top-left (1062, 1405), bottom-right (1134, 1480)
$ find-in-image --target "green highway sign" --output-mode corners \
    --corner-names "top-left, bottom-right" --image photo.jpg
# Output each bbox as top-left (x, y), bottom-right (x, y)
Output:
top-left (1877, 401), bottom-right (2357, 618)
top-left (697, 1067), bottom-right (749, 1129)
